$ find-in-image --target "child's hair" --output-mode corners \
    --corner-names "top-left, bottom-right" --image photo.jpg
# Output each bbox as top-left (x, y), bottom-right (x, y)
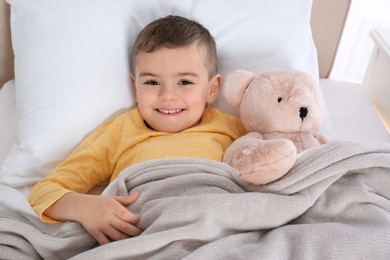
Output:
top-left (131, 15), bottom-right (218, 79)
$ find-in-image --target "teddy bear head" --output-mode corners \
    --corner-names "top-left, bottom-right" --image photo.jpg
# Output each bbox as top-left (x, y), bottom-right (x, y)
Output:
top-left (223, 69), bottom-right (324, 135)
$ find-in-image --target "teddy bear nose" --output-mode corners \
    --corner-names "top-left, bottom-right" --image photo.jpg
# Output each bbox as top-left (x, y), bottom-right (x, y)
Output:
top-left (299, 107), bottom-right (308, 121)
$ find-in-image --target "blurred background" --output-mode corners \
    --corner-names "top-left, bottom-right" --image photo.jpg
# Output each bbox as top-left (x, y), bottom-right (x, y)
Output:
top-left (330, 0), bottom-right (390, 83)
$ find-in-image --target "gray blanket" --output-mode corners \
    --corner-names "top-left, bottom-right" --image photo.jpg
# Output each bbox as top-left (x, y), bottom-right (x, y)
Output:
top-left (1, 140), bottom-right (390, 259)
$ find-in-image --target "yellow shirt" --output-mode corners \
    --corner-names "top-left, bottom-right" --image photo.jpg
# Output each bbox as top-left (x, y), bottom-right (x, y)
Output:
top-left (28, 108), bottom-right (246, 222)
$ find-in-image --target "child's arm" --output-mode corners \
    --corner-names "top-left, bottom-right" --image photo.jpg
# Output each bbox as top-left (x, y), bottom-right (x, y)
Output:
top-left (44, 192), bottom-right (142, 245)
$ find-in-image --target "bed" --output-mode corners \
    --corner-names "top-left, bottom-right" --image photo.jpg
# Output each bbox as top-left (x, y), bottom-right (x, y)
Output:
top-left (1, 0), bottom-right (390, 259)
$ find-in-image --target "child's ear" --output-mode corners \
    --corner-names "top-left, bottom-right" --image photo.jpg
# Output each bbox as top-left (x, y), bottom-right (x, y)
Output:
top-left (131, 73), bottom-right (138, 103)
top-left (207, 74), bottom-right (221, 104)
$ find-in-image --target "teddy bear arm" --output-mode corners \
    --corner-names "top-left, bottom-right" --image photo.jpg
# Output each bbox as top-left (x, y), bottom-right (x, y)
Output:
top-left (241, 132), bottom-right (264, 140)
top-left (224, 135), bottom-right (297, 185)
top-left (315, 133), bottom-right (330, 145)
top-left (223, 132), bottom-right (263, 165)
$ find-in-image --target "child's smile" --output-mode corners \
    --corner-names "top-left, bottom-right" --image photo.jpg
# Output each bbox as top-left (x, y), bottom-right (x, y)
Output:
top-left (156, 108), bottom-right (184, 115)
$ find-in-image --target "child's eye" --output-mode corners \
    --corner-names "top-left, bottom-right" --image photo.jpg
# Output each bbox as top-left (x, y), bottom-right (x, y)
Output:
top-left (145, 80), bottom-right (159, 85)
top-left (179, 80), bottom-right (192, 85)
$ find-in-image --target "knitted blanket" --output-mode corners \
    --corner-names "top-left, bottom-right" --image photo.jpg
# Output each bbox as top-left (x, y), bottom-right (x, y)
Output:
top-left (1, 140), bottom-right (390, 259)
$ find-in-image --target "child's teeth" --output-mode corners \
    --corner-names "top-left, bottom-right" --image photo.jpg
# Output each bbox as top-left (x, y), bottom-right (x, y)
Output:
top-left (159, 109), bottom-right (182, 114)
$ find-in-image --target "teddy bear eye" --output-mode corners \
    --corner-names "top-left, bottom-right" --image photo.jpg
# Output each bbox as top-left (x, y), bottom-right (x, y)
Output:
top-left (277, 97), bottom-right (283, 103)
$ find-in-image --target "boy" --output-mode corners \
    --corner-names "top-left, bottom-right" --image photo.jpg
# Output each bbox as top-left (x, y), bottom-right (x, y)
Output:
top-left (28, 15), bottom-right (246, 245)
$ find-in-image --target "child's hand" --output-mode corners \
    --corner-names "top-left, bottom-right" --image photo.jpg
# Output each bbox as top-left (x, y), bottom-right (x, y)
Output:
top-left (76, 192), bottom-right (142, 245)
top-left (45, 192), bottom-right (142, 245)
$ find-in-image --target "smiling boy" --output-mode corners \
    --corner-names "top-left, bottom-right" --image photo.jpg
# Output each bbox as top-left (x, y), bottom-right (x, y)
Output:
top-left (133, 44), bottom-right (218, 133)
top-left (28, 15), bottom-right (246, 245)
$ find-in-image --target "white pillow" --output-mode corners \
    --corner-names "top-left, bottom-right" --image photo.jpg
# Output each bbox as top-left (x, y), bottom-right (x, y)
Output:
top-left (0, 80), bottom-right (16, 167)
top-left (2, 0), bottom-right (325, 187)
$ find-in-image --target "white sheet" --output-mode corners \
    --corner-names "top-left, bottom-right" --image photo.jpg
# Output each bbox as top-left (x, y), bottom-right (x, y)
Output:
top-left (0, 184), bottom-right (62, 235)
top-left (320, 79), bottom-right (390, 142)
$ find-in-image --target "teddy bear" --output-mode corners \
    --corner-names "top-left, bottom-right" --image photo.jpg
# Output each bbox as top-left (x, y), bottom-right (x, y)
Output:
top-left (222, 69), bottom-right (329, 185)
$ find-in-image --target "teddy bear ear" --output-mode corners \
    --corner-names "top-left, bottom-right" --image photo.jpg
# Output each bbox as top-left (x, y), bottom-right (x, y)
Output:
top-left (222, 70), bottom-right (256, 106)
top-left (222, 70), bottom-right (256, 107)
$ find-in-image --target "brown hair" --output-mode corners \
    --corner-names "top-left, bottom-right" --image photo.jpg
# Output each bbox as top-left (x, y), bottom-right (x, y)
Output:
top-left (131, 15), bottom-right (218, 79)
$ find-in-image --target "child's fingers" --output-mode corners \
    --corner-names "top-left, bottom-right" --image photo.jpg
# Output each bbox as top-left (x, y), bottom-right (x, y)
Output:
top-left (109, 201), bottom-right (143, 238)
top-left (110, 217), bottom-right (143, 238)
top-left (93, 231), bottom-right (111, 245)
top-left (127, 192), bottom-right (139, 203)
top-left (112, 194), bottom-right (141, 224)
top-left (114, 192), bottom-right (139, 206)
top-left (114, 207), bottom-right (140, 224)
top-left (103, 228), bottom-right (130, 242)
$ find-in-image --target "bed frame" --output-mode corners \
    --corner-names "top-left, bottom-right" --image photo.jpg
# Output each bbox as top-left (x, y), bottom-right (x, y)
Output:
top-left (0, 0), bottom-right (351, 88)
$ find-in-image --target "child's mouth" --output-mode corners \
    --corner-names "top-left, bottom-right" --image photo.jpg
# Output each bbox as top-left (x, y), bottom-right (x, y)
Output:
top-left (156, 109), bottom-right (184, 114)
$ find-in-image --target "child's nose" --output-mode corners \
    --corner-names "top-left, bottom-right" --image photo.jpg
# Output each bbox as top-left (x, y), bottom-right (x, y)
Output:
top-left (159, 86), bottom-right (178, 101)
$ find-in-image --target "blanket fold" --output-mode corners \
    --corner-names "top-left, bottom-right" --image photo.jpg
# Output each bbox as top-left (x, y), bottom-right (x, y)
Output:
top-left (1, 140), bottom-right (390, 259)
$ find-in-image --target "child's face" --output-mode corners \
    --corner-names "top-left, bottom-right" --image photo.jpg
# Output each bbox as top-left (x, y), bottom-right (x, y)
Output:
top-left (131, 43), bottom-right (221, 133)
